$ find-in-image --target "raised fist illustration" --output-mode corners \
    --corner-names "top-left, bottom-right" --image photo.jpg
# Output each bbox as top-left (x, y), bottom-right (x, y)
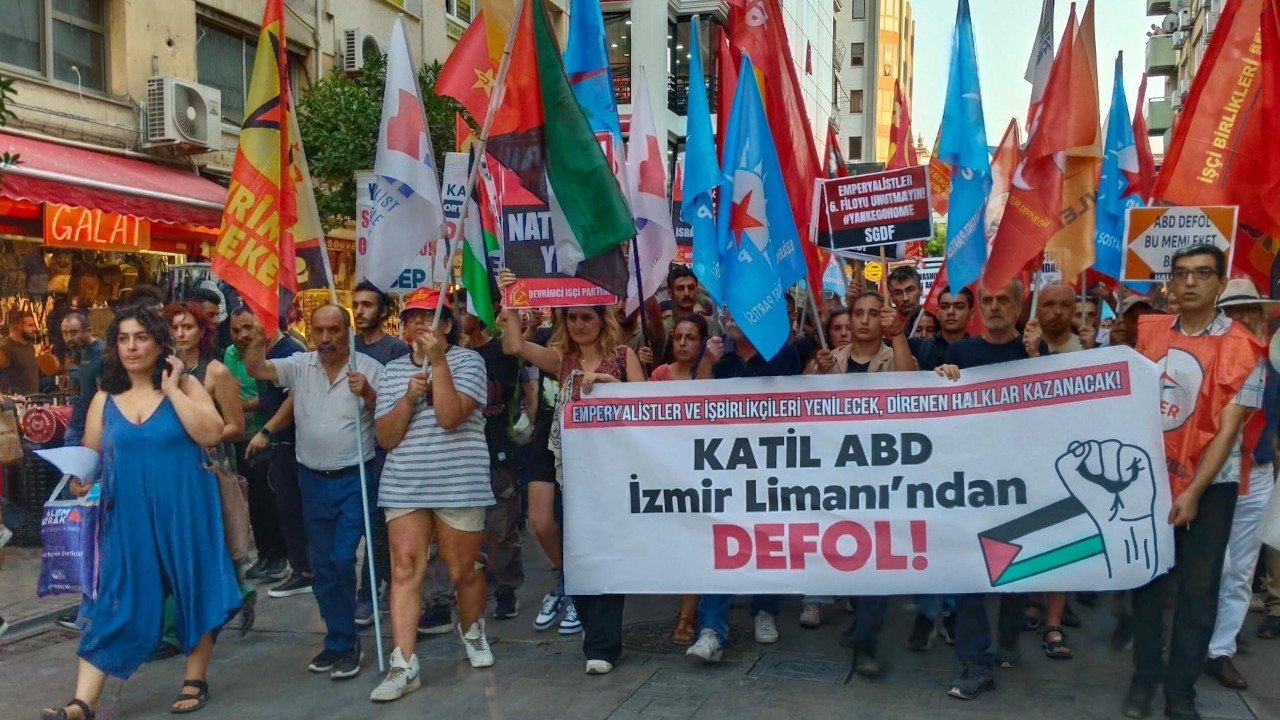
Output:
top-left (1055, 439), bottom-right (1159, 579)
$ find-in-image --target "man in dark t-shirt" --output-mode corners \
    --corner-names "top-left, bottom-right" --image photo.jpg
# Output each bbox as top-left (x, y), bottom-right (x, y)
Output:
top-left (0, 310), bottom-right (40, 395)
top-left (934, 278), bottom-right (1046, 701)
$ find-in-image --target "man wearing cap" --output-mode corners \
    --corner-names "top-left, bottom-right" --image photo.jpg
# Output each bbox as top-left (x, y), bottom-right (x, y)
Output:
top-left (1113, 295), bottom-right (1159, 348)
top-left (370, 287), bottom-right (495, 703)
top-left (1204, 279), bottom-right (1279, 691)
top-left (1125, 245), bottom-right (1267, 720)
top-left (243, 304), bottom-right (382, 681)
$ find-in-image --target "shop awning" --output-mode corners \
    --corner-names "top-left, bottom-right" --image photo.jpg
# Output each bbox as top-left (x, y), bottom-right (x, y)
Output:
top-left (0, 132), bottom-right (227, 228)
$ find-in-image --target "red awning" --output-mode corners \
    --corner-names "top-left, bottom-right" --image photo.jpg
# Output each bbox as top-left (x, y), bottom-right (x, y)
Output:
top-left (0, 132), bottom-right (227, 228)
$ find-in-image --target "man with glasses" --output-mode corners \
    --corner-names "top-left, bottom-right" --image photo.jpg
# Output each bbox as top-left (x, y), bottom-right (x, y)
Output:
top-left (1123, 244), bottom-right (1266, 720)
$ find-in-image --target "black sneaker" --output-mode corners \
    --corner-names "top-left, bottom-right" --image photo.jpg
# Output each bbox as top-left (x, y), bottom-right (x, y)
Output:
top-left (1121, 681), bottom-right (1154, 718)
top-left (417, 603), bottom-right (453, 635)
top-left (55, 611), bottom-right (81, 632)
top-left (494, 589), bottom-right (520, 620)
top-left (996, 634), bottom-right (1021, 668)
top-left (948, 661), bottom-right (995, 700)
top-left (940, 613), bottom-right (956, 645)
top-left (244, 557), bottom-right (270, 581)
top-left (907, 613), bottom-right (935, 651)
top-left (330, 643), bottom-right (362, 680)
top-left (308, 648), bottom-right (342, 673)
top-left (263, 558), bottom-right (291, 581)
top-left (268, 574), bottom-right (313, 598)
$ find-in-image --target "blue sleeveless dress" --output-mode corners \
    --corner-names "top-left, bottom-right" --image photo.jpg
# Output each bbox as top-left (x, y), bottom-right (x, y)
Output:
top-left (78, 395), bottom-right (242, 679)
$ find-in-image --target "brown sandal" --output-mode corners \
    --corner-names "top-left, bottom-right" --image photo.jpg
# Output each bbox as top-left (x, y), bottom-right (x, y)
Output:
top-left (672, 614), bottom-right (696, 645)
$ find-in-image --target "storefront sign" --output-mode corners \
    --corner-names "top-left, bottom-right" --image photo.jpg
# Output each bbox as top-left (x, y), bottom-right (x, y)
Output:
top-left (562, 347), bottom-right (1173, 595)
top-left (814, 166), bottom-right (933, 252)
top-left (44, 203), bottom-right (150, 251)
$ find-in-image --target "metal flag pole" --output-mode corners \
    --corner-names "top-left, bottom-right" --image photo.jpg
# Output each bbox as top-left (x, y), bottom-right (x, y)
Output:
top-left (431, 0), bottom-right (528, 329)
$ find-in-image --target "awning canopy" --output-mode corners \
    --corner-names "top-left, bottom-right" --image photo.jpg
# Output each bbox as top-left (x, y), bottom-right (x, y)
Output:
top-left (0, 132), bottom-right (227, 228)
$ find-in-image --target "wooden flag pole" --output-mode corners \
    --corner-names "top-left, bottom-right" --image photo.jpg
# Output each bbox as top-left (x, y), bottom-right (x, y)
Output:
top-left (431, 0), bottom-right (528, 330)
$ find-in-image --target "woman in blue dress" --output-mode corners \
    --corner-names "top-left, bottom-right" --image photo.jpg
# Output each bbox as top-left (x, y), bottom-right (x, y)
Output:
top-left (42, 305), bottom-right (241, 719)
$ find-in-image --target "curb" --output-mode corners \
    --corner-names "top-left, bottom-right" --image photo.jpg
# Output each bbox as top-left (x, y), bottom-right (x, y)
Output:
top-left (2, 602), bottom-right (79, 645)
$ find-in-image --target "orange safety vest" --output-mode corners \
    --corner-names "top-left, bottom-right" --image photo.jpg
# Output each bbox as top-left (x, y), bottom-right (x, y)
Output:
top-left (1136, 314), bottom-right (1266, 499)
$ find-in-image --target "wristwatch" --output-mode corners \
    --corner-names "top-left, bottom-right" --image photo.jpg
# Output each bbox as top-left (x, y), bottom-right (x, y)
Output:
top-left (259, 427), bottom-right (273, 439)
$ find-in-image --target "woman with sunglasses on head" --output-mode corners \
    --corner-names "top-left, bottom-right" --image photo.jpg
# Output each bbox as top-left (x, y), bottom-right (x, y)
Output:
top-left (497, 268), bottom-right (645, 675)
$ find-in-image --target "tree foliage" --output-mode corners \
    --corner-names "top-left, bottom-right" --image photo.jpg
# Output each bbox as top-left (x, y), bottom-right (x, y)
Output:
top-left (296, 55), bottom-right (461, 230)
top-left (927, 221), bottom-right (946, 258)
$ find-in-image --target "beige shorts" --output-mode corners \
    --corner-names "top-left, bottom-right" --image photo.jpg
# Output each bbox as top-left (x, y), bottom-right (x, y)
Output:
top-left (384, 506), bottom-right (486, 533)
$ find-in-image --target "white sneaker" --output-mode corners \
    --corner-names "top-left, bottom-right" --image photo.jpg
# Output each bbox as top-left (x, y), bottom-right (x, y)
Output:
top-left (754, 611), bottom-right (779, 644)
top-left (0, 524), bottom-right (12, 548)
top-left (686, 629), bottom-right (724, 663)
top-left (369, 647), bottom-right (420, 702)
top-left (798, 602), bottom-right (822, 629)
top-left (585, 659), bottom-right (613, 675)
top-left (460, 619), bottom-right (495, 668)
top-left (559, 599), bottom-right (583, 635)
top-left (533, 591), bottom-right (563, 631)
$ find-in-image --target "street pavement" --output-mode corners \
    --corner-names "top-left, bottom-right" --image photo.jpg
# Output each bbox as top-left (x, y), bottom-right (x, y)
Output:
top-left (3, 539), bottom-right (1280, 720)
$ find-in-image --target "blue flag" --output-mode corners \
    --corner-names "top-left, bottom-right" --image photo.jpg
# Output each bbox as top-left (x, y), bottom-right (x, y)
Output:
top-left (717, 56), bottom-right (806, 360)
top-left (937, 0), bottom-right (991, 292)
top-left (681, 20), bottom-right (721, 304)
top-left (1094, 53), bottom-right (1144, 281)
top-left (562, 0), bottom-right (622, 141)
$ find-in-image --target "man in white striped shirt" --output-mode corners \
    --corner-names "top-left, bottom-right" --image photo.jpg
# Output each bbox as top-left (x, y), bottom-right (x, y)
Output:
top-left (370, 287), bottom-right (494, 703)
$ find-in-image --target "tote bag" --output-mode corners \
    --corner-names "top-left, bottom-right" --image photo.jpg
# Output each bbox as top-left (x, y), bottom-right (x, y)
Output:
top-left (37, 475), bottom-right (99, 598)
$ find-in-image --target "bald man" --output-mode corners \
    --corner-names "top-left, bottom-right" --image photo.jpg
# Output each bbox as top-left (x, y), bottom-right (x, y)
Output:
top-left (1030, 283), bottom-right (1084, 354)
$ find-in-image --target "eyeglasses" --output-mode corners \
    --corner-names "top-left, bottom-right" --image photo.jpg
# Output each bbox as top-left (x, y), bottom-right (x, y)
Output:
top-left (1170, 267), bottom-right (1218, 281)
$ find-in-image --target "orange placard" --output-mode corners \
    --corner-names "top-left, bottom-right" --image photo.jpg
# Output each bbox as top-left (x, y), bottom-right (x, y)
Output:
top-left (1120, 206), bottom-right (1238, 282)
top-left (44, 203), bottom-right (151, 251)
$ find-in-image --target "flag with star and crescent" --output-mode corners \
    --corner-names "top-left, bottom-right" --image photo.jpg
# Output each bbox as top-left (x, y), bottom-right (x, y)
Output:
top-left (715, 55), bottom-right (807, 361)
top-left (359, 15), bottom-right (445, 292)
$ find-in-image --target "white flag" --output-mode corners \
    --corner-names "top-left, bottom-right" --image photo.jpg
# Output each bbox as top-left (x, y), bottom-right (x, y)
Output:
top-left (1025, 0), bottom-right (1055, 123)
top-left (624, 72), bottom-right (678, 315)
top-left (358, 15), bottom-right (444, 291)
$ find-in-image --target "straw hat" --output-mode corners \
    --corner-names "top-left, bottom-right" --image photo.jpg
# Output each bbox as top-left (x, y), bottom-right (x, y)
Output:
top-left (1216, 278), bottom-right (1280, 309)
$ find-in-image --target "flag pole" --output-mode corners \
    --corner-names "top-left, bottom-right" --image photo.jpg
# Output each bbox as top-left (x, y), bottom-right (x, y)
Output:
top-left (806, 177), bottom-right (828, 349)
top-left (630, 238), bottom-right (652, 361)
top-left (1030, 269), bottom-right (1044, 320)
top-left (431, 0), bottom-right (528, 329)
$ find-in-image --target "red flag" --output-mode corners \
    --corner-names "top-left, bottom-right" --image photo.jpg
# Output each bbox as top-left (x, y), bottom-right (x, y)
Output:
top-left (1131, 74), bottom-right (1157, 203)
top-left (1260, 0), bottom-right (1280, 236)
top-left (716, 26), bottom-right (739, 160)
top-left (455, 112), bottom-right (476, 153)
top-left (805, 42), bottom-right (813, 75)
top-left (1153, 0), bottom-right (1278, 237)
top-left (825, 124), bottom-right (848, 178)
top-left (982, 7), bottom-right (1077, 292)
top-left (927, 128), bottom-right (951, 216)
top-left (986, 118), bottom-right (1023, 239)
top-left (729, 0), bottom-right (825, 295)
top-left (885, 79), bottom-right (918, 171)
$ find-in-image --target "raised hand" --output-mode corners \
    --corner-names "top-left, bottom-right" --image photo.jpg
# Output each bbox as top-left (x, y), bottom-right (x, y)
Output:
top-left (161, 355), bottom-right (185, 395)
top-left (1023, 319), bottom-right (1042, 357)
top-left (1055, 439), bottom-right (1159, 579)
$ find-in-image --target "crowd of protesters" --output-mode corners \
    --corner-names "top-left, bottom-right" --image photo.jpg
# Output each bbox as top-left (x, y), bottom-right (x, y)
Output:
top-left (29, 244), bottom-right (1280, 720)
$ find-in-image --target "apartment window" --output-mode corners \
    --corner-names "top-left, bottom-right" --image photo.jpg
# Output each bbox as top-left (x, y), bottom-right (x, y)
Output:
top-left (605, 13), bottom-right (631, 104)
top-left (848, 136), bottom-right (862, 161)
top-left (850, 42), bottom-right (864, 67)
top-left (849, 89), bottom-right (863, 113)
top-left (0, 0), bottom-right (108, 92)
top-left (668, 16), bottom-right (718, 115)
top-left (852, 0), bottom-right (866, 20)
top-left (445, 0), bottom-right (472, 23)
top-left (198, 21), bottom-right (302, 127)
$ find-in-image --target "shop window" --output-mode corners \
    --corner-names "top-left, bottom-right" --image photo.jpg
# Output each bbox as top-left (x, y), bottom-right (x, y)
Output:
top-left (850, 42), bottom-right (864, 68)
top-left (667, 16), bottom-right (718, 116)
top-left (605, 12), bottom-right (631, 104)
top-left (0, 0), bottom-right (107, 93)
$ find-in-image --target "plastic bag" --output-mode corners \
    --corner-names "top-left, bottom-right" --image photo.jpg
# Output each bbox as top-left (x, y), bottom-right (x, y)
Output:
top-left (37, 475), bottom-right (99, 598)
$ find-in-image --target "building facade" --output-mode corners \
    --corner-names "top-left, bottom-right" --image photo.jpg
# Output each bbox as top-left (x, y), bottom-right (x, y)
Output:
top-left (1143, 0), bottom-right (1221, 142)
top-left (833, 0), bottom-right (914, 165)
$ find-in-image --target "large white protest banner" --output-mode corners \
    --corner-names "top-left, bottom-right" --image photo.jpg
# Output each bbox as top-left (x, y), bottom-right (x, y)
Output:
top-left (561, 347), bottom-right (1173, 595)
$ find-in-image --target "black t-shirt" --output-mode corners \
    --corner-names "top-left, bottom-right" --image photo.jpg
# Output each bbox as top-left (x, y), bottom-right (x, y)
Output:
top-left (846, 359), bottom-right (870, 373)
top-left (263, 335), bottom-right (306, 442)
top-left (477, 336), bottom-right (521, 458)
top-left (944, 336), bottom-right (1050, 370)
top-left (713, 342), bottom-right (802, 379)
top-left (356, 334), bottom-right (411, 366)
top-left (909, 333), bottom-right (965, 372)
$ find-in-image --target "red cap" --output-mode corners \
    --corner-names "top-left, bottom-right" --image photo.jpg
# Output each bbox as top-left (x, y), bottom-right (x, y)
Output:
top-left (400, 286), bottom-right (451, 315)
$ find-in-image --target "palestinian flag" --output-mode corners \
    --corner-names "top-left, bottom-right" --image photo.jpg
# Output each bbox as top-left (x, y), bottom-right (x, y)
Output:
top-left (438, 0), bottom-right (632, 295)
top-left (463, 147), bottom-right (502, 329)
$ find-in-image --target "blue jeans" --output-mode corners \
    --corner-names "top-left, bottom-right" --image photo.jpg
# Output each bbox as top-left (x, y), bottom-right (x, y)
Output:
top-left (915, 594), bottom-right (955, 620)
top-left (299, 465), bottom-right (366, 653)
top-left (953, 593), bottom-right (1026, 667)
top-left (698, 594), bottom-right (780, 644)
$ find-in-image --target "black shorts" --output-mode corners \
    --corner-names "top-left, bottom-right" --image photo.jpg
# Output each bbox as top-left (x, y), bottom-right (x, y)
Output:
top-left (524, 419), bottom-right (556, 484)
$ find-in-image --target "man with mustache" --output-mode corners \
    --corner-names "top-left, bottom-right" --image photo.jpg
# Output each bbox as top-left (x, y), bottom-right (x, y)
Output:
top-left (244, 304), bottom-right (382, 681)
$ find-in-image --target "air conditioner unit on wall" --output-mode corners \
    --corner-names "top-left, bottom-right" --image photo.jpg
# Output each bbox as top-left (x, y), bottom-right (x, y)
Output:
top-left (143, 76), bottom-right (221, 154)
top-left (1179, 78), bottom-right (1191, 95)
top-left (1173, 30), bottom-right (1186, 48)
top-left (342, 28), bottom-right (383, 75)
top-left (1178, 8), bottom-right (1192, 28)
top-left (1173, 91), bottom-right (1185, 110)
top-left (1205, 11), bottom-right (1219, 39)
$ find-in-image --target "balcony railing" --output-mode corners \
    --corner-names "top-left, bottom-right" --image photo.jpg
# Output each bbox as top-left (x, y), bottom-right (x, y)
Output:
top-left (667, 73), bottom-right (718, 115)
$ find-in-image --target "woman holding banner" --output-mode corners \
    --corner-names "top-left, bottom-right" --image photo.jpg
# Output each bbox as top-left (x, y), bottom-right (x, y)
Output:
top-left (42, 305), bottom-right (241, 719)
top-left (497, 269), bottom-right (645, 675)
